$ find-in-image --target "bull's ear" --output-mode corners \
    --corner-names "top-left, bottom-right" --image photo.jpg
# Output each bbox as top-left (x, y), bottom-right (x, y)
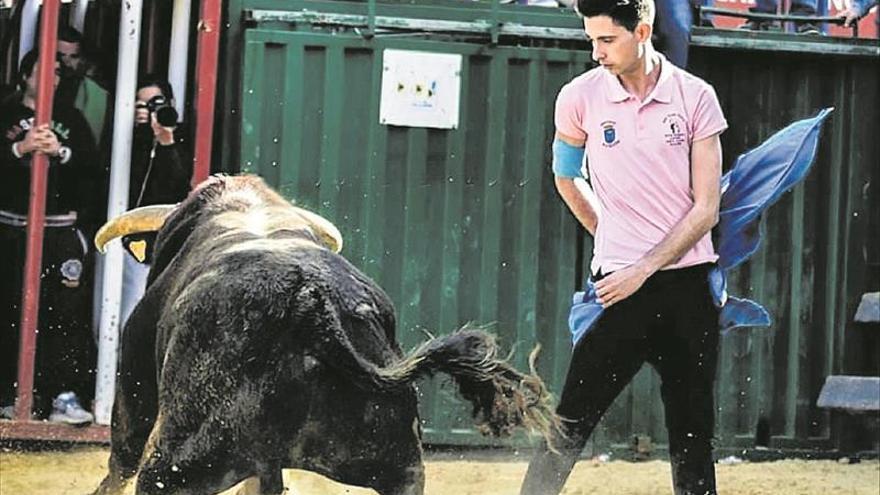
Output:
top-left (293, 207), bottom-right (343, 253)
top-left (122, 233), bottom-right (157, 264)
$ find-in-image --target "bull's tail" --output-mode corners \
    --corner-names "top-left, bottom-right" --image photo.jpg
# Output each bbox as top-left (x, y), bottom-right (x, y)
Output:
top-left (375, 329), bottom-right (562, 444)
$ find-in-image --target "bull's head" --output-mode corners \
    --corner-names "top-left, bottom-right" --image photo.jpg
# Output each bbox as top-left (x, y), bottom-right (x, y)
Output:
top-left (94, 175), bottom-right (344, 265)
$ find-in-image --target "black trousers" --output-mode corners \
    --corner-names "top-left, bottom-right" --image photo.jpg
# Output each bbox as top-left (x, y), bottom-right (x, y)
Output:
top-left (521, 263), bottom-right (720, 495)
top-left (0, 223), bottom-right (96, 416)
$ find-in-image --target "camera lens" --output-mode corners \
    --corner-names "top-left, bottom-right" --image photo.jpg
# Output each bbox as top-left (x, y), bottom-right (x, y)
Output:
top-left (156, 106), bottom-right (179, 127)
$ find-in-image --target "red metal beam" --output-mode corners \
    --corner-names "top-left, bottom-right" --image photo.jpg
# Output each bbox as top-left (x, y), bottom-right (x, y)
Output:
top-left (191, 0), bottom-right (223, 188)
top-left (15, 0), bottom-right (60, 422)
top-left (0, 420), bottom-right (110, 444)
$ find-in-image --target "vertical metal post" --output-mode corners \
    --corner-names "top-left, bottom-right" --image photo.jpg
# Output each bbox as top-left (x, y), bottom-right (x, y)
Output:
top-left (15, 0), bottom-right (60, 422)
top-left (191, 0), bottom-right (223, 187)
top-left (93, 0), bottom-right (143, 426)
top-left (490, 0), bottom-right (501, 45)
top-left (70, 0), bottom-right (89, 32)
top-left (17, 0), bottom-right (39, 63)
top-left (168, 0), bottom-right (193, 121)
top-left (367, 0), bottom-right (377, 36)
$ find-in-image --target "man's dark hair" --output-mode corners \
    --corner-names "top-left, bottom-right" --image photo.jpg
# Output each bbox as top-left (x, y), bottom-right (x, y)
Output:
top-left (17, 50), bottom-right (40, 91)
top-left (575, 0), bottom-right (655, 31)
top-left (137, 74), bottom-right (175, 101)
top-left (58, 25), bottom-right (84, 45)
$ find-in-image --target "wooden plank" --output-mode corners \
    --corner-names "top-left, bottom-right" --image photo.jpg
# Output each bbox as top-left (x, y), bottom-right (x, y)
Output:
top-left (0, 420), bottom-right (109, 444)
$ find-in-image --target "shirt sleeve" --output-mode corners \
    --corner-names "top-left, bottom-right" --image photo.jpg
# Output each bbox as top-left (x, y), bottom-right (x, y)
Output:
top-left (554, 83), bottom-right (587, 141)
top-left (692, 85), bottom-right (728, 142)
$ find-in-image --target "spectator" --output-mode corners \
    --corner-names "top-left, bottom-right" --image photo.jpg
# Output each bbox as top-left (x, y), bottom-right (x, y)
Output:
top-left (653, 0), bottom-right (696, 67)
top-left (740, 0), bottom-right (821, 34)
top-left (118, 75), bottom-right (191, 326)
top-left (0, 50), bottom-right (101, 424)
top-left (56, 26), bottom-right (111, 151)
top-left (839, 0), bottom-right (878, 27)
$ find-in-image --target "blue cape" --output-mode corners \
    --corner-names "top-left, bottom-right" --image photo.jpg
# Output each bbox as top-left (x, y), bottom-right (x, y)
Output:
top-left (569, 108), bottom-right (834, 346)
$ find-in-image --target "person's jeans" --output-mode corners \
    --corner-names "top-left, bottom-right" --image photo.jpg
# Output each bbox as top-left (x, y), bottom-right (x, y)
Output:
top-left (656, 0), bottom-right (694, 68)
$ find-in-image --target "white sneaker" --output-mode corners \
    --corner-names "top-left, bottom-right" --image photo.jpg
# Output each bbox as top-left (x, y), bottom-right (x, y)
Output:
top-left (49, 391), bottom-right (94, 425)
top-left (0, 404), bottom-right (14, 419)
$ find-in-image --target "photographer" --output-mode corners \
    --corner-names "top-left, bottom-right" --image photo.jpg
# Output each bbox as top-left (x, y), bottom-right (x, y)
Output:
top-left (120, 75), bottom-right (192, 324)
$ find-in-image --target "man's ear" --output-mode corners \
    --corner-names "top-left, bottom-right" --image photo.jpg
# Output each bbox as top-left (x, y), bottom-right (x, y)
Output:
top-left (635, 22), bottom-right (652, 44)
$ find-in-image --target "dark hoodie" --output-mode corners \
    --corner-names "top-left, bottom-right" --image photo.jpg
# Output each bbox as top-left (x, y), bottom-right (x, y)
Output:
top-left (0, 93), bottom-right (101, 227)
top-left (129, 123), bottom-right (191, 208)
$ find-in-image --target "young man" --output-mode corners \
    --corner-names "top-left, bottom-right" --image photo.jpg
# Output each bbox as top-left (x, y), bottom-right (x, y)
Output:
top-left (0, 50), bottom-right (100, 424)
top-left (520, 0), bottom-right (726, 493)
top-left (55, 26), bottom-right (110, 150)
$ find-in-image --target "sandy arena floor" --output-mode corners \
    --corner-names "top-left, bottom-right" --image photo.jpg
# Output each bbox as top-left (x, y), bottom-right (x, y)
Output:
top-left (1, 447), bottom-right (878, 495)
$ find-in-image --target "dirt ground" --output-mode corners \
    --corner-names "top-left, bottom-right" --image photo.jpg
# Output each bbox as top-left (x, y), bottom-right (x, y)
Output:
top-left (1, 447), bottom-right (878, 495)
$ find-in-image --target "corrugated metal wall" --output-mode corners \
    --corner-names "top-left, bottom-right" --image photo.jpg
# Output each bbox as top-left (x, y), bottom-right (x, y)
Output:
top-left (233, 2), bottom-right (880, 452)
top-left (689, 45), bottom-right (880, 452)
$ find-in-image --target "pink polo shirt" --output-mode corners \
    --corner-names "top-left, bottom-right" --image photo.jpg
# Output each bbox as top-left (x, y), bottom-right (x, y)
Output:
top-left (555, 55), bottom-right (727, 274)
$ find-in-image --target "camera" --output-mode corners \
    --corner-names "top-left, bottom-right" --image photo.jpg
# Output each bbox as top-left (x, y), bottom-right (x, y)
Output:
top-left (146, 95), bottom-right (179, 127)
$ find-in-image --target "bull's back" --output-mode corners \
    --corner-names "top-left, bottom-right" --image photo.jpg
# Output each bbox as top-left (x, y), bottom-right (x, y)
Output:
top-left (158, 233), bottom-right (400, 372)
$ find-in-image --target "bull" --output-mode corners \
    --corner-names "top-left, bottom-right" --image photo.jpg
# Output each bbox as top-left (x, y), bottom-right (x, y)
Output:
top-left (92, 174), bottom-right (558, 495)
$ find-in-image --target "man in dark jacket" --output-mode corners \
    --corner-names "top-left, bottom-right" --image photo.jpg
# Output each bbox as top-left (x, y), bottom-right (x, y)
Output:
top-left (0, 50), bottom-right (101, 424)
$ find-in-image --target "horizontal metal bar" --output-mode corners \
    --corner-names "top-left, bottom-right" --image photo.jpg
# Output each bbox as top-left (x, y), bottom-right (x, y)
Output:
top-left (243, 0), bottom-right (580, 29)
top-left (701, 6), bottom-right (849, 24)
top-left (691, 27), bottom-right (880, 57)
top-left (0, 420), bottom-right (110, 444)
top-left (246, 9), bottom-right (586, 41)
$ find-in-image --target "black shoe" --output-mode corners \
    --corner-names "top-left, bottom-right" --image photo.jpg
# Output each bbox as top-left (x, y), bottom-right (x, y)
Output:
top-left (739, 19), bottom-right (781, 31)
top-left (796, 22), bottom-right (823, 35)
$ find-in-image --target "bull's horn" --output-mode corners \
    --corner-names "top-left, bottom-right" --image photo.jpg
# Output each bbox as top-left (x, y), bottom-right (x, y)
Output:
top-left (94, 204), bottom-right (177, 253)
top-left (293, 207), bottom-right (343, 253)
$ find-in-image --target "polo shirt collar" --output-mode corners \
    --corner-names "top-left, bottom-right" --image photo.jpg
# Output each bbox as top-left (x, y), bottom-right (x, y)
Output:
top-left (603, 52), bottom-right (674, 104)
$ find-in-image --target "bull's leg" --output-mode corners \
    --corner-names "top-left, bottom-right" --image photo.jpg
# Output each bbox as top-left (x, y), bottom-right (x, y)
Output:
top-left (93, 312), bottom-right (160, 495)
top-left (333, 442), bottom-right (424, 495)
top-left (370, 464), bottom-right (425, 495)
top-left (229, 473), bottom-right (286, 495)
top-left (257, 466), bottom-right (285, 494)
top-left (134, 416), bottom-right (256, 495)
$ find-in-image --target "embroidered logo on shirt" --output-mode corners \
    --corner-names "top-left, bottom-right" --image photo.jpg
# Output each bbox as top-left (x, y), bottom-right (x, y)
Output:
top-left (601, 121), bottom-right (619, 147)
top-left (662, 113), bottom-right (687, 146)
top-left (60, 258), bottom-right (83, 288)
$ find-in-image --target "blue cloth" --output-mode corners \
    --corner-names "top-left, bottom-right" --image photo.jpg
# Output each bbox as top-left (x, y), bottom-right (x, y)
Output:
top-left (569, 107), bottom-right (834, 346)
top-left (716, 107), bottom-right (833, 270)
top-left (552, 137), bottom-right (586, 178)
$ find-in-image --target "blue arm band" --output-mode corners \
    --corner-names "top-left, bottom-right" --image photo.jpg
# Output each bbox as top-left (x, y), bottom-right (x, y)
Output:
top-left (552, 137), bottom-right (586, 178)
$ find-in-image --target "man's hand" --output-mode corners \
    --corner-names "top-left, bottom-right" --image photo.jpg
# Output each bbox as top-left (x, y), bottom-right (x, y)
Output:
top-left (151, 113), bottom-right (175, 146)
top-left (35, 129), bottom-right (61, 156)
top-left (838, 5), bottom-right (867, 26)
top-left (595, 263), bottom-right (651, 308)
top-left (18, 124), bottom-right (60, 156)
